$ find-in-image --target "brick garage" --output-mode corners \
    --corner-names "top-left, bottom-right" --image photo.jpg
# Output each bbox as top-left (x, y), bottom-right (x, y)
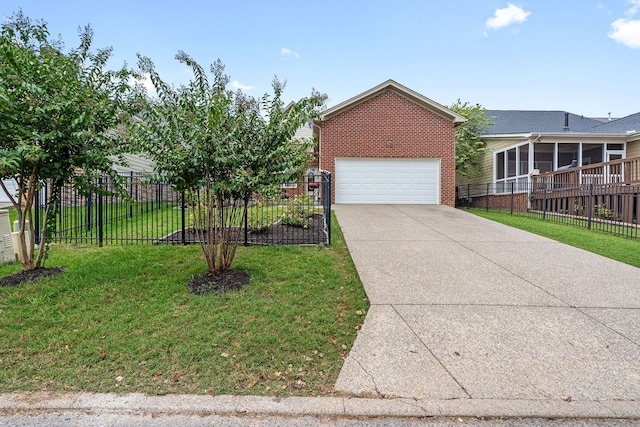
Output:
top-left (318, 80), bottom-right (465, 206)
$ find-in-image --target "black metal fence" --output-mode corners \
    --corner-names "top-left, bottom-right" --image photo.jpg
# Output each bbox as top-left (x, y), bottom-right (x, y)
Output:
top-left (456, 182), bottom-right (640, 239)
top-left (33, 172), bottom-right (332, 247)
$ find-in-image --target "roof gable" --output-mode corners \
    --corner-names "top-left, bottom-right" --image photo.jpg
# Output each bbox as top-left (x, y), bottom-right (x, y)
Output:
top-left (321, 80), bottom-right (466, 124)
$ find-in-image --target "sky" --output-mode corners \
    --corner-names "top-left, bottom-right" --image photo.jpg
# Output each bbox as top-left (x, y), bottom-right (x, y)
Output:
top-left (2, 1), bottom-right (640, 118)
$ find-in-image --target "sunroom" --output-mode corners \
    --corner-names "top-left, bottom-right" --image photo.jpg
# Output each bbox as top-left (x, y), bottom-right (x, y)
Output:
top-left (493, 135), bottom-right (628, 193)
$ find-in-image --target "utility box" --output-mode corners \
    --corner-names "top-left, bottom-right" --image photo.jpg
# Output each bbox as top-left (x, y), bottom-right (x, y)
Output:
top-left (11, 219), bottom-right (32, 263)
top-left (0, 210), bottom-right (15, 263)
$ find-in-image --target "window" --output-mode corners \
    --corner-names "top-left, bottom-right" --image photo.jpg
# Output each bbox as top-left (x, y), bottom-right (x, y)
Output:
top-left (507, 148), bottom-right (517, 177)
top-left (533, 143), bottom-right (554, 173)
top-left (558, 143), bottom-right (579, 168)
top-left (520, 144), bottom-right (529, 175)
top-left (496, 152), bottom-right (505, 180)
top-left (495, 143), bottom-right (529, 193)
top-left (582, 144), bottom-right (603, 165)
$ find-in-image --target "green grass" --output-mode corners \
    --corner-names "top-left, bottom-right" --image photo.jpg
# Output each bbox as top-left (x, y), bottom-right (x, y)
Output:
top-left (0, 212), bottom-right (368, 396)
top-left (469, 209), bottom-right (640, 268)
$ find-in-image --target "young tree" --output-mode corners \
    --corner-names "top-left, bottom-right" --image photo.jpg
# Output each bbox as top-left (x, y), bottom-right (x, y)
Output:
top-left (0, 11), bottom-right (134, 270)
top-left (131, 52), bottom-right (324, 275)
top-left (450, 99), bottom-right (493, 177)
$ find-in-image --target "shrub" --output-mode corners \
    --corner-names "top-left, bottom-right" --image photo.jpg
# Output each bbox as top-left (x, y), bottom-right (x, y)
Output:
top-left (282, 195), bottom-right (314, 228)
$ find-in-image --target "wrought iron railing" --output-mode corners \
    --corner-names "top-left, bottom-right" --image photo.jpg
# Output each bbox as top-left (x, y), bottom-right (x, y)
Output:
top-left (31, 173), bottom-right (331, 247)
top-left (456, 181), bottom-right (639, 239)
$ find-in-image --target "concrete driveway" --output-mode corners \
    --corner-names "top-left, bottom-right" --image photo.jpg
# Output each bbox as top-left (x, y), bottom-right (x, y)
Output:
top-left (333, 205), bottom-right (640, 410)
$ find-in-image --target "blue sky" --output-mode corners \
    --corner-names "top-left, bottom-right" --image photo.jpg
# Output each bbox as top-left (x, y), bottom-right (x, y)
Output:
top-left (3, 1), bottom-right (640, 118)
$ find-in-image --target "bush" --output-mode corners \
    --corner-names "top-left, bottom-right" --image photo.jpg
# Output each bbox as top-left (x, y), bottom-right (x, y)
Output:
top-left (282, 195), bottom-right (314, 228)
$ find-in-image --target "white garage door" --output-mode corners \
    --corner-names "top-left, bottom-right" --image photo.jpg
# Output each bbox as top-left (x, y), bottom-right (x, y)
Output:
top-left (335, 158), bottom-right (440, 204)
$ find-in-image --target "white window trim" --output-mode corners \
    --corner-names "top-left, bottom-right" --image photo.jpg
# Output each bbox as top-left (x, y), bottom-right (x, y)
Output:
top-left (494, 142), bottom-right (531, 193)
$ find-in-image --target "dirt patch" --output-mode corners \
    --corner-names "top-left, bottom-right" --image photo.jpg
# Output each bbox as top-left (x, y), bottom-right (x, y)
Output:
top-left (0, 267), bottom-right (64, 288)
top-left (187, 269), bottom-right (251, 296)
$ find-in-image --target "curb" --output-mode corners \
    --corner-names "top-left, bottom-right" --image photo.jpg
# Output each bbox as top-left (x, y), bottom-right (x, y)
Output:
top-left (1, 392), bottom-right (639, 420)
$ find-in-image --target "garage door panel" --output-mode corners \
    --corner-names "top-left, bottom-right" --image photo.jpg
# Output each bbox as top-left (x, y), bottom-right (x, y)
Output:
top-left (335, 158), bottom-right (440, 204)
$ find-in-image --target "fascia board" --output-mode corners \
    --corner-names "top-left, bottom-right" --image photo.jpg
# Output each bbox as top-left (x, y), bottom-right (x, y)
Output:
top-left (320, 79), bottom-right (466, 124)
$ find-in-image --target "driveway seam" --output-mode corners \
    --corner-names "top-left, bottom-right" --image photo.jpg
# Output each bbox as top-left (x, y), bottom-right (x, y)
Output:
top-left (397, 206), bottom-right (571, 308)
top-left (390, 304), bottom-right (473, 399)
top-left (575, 307), bottom-right (640, 348)
top-left (453, 238), bottom-right (640, 348)
top-left (454, 239), bottom-right (572, 308)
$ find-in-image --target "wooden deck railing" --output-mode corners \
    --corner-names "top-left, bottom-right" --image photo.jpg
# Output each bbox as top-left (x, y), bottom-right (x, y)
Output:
top-left (532, 156), bottom-right (640, 188)
top-left (527, 156), bottom-right (640, 225)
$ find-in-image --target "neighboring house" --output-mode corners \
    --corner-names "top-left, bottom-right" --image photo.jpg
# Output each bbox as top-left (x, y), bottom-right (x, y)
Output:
top-left (285, 119), bottom-right (318, 189)
top-left (456, 110), bottom-right (640, 194)
top-left (317, 80), bottom-right (466, 206)
top-left (111, 153), bottom-right (156, 175)
top-left (0, 180), bottom-right (18, 205)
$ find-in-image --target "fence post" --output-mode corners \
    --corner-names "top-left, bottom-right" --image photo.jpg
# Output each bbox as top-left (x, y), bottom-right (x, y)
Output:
top-left (129, 172), bottom-right (134, 219)
top-left (543, 183), bottom-right (547, 220)
top-left (86, 191), bottom-right (92, 233)
top-left (181, 191), bottom-right (186, 245)
top-left (98, 178), bottom-right (103, 247)
top-left (485, 183), bottom-right (490, 211)
top-left (467, 184), bottom-right (471, 208)
top-left (322, 171), bottom-right (331, 246)
top-left (244, 194), bottom-right (249, 246)
top-left (587, 183), bottom-right (593, 230)
top-left (510, 182), bottom-right (514, 215)
top-left (34, 187), bottom-right (41, 245)
top-left (455, 186), bottom-right (458, 208)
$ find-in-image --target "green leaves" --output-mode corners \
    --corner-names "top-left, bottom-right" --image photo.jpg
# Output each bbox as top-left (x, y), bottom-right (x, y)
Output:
top-left (450, 99), bottom-right (493, 178)
top-left (130, 55), bottom-right (325, 274)
top-left (0, 10), bottom-right (135, 270)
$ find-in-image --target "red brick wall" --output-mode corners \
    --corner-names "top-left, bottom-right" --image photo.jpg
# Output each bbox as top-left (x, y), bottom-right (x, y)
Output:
top-left (466, 193), bottom-right (529, 212)
top-left (319, 89), bottom-right (456, 206)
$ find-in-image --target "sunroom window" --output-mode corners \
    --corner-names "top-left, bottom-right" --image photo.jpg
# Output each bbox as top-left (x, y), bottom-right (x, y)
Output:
top-left (495, 143), bottom-right (529, 193)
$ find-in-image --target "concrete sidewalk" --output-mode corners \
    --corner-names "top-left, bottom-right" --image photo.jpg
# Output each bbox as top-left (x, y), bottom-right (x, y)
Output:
top-left (333, 204), bottom-right (640, 418)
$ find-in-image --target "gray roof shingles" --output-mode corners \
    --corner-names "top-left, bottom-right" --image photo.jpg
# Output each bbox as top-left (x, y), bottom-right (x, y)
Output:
top-left (483, 110), bottom-right (605, 134)
top-left (588, 112), bottom-right (640, 134)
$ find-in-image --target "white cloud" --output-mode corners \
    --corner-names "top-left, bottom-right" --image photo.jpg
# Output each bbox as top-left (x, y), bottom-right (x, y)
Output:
top-left (281, 47), bottom-right (300, 58)
top-left (609, 1), bottom-right (640, 48)
top-left (628, 0), bottom-right (640, 15)
top-left (609, 18), bottom-right (640, 48)
top-left (231, 80), bottom-right (253, 90)
top-left (485, 3), bottom-right (531, 30)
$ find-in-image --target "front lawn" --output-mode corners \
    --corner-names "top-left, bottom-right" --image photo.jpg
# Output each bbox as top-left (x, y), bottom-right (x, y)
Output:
top-left (0, 214), bottom-right (368, 396)
top-left (470, 209), bottom-right (640, 268)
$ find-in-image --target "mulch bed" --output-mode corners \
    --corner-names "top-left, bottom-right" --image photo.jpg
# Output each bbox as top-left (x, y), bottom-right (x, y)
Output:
top-left (0, 267), bottom-right (64, 288)
top-left (187, 269), bottom-right (251, 296)
top-left (157, 213), bottom-right (328, 246)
